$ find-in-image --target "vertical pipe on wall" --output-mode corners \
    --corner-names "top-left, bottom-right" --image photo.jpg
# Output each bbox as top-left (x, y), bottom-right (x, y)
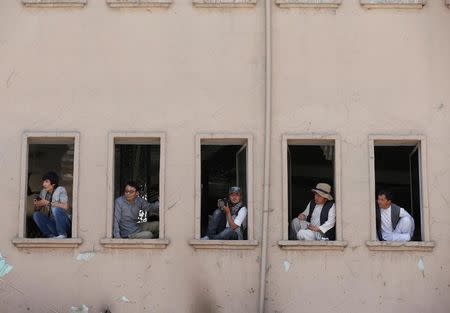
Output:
top-left (258, 0), bottom-right (272, 309)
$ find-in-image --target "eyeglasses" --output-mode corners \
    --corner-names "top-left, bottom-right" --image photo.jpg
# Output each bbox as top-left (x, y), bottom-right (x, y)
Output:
top-left (124, 189), bottom-right (137, 194)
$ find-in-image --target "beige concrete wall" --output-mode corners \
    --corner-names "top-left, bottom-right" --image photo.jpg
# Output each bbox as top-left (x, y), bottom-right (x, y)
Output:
top-left (0, 0), bottom-right (449, 312)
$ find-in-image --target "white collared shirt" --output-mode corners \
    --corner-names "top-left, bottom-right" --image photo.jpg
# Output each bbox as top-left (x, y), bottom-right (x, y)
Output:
top-left (380, 205), bottom-right (414, 241)
top-left (302, 202), bottom-right (336, 234)
top-left (226, 206), bottom-right (248, 229)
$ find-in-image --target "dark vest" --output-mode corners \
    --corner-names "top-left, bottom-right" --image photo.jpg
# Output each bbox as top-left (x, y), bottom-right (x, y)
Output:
top-left (305, 200), bottom-right (336, 240)
top-left (376, 203), bottom-right (401, 241)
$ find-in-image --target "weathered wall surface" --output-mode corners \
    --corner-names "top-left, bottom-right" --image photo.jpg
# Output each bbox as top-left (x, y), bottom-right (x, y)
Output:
top-left (268, 2), bottom-right (450, 312)
top-left (0, 0), bottom-right (449, 312)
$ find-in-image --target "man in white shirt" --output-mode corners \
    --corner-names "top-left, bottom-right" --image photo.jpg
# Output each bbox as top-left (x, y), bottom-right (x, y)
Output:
top-left (290, 183), bottom-right (336, 241)
top-left (202, 186), bottom-right (248, 240)
top-left (376, 190), bottom-right (415, 241)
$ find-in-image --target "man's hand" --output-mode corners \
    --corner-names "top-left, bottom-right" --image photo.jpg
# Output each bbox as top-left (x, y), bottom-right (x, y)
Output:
top-left (33, 199), bottom-right (49, 207)
top-left (298, 213), bottom-right (306, 221)
top-left (307, 224), bottom-right (321, 233)
top-left (223, 205), bottom-right (231, 215)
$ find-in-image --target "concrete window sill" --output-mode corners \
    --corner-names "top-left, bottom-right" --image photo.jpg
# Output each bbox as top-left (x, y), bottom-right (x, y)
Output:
top-left (193, 0), bottom-right (257, 8)
top-left (275, 0), bottom-right (341, 8)
top-left (278, 240), bottom-right (348, 251)
top-left (22, 0), bottom-right (87, 7)
top-left (12, 237), bottom-right (83, 248)
top-left (106, 0), bottom-right (172, 7)
top-left (360, 0), bottom-right (426, 9)
top-left (189, 239), bottom-right (259, 250)
top-left (100, 238), bottom-right (169, 249)
top-left (366, 241), bottom-right (435, 252)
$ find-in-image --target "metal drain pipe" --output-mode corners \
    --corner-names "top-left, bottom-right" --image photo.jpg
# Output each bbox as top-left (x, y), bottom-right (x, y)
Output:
top-left (258, 0), bottom-right (272, 310)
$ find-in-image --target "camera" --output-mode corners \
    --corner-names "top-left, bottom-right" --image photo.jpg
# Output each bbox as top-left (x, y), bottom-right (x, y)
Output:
top-left (217, 198), bottom-right (229, 210)
top-left (34, 196), bottom-right (42, 201)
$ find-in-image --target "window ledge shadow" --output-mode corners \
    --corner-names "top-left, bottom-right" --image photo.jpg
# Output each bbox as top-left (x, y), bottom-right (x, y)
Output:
top-left (278, 240), bottom-right (347, 251)
top-left (366, 241), bottom-right (435, 251)
top-left (100, 238), bottom-right (169, 249)
top-left (12, 237), bottom-right (83, 248)
top-left (22, 0), bottom-right (87, 7)
top-left (189, 239), bottom-right (259, 250)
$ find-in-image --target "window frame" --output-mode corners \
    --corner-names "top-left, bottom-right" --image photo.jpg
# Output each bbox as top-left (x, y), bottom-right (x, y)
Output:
top-left (367, 134), bottom-right (434, 251)
top-left (278, 133), bottom-right (347, 251)
top-left (22, 0), bottom-right (87, 7)
top-left (192, 0), bottom-right (257, 8)
top-left (106, 0), bottom-right (172, 8)
top-left (100, 131), bottom-right (169, 249)
top-left (189, 133), bottom-right (258, 250)
top-left (13, 131), bottom-right (82, 249)
top-left (275, 0), bottom-right (342, 9)
top-left (359, 0), bottom-right (426, 9)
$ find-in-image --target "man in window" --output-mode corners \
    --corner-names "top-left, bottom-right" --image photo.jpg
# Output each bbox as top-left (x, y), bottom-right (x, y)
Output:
top-left (33, 171), bottom-right (71, 238)
top-left (376, 190), bottom-right (415, 241)
top-left (201, 186), bottom-right (247, 240)
top-left (290, 183), bottom-right (336, 240)
top-left (113, 181), bottom-right (159, 239)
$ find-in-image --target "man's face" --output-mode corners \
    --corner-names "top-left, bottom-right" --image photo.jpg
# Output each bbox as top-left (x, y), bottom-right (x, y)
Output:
top-left (42, 179), bottom-right (54, 191)
top-left (314, 193), bottom-right (327, 205)
top-left (377, 194), bottom-right (391, 209)
top-left (229, 192), bottom-right (241, 205)
top-left (124, 185), bottom-right (138, 202)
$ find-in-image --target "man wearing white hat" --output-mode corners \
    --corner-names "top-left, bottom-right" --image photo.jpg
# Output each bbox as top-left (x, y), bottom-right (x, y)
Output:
top-left (290, 183), bottom-right (336, 241)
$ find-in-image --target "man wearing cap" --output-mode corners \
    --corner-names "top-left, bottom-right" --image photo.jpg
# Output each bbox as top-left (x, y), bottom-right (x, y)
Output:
top-left (201, 186), bottom-right (247, 240)
top-left (290, 183), bottom-right (336, 241)
top-left (376, 190), bottom-right (414, 241)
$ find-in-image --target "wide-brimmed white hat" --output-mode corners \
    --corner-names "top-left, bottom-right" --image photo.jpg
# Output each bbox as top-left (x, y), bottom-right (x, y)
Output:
top-left (311, 183), bottom-right (333, 201)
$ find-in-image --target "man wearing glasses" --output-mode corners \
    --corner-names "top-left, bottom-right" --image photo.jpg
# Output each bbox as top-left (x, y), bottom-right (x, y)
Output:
top-left (113, 181), bottom-right (159, 239)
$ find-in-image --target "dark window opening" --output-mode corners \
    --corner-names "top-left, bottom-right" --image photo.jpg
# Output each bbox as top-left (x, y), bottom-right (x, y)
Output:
top-left (114, 144), bottom-right (160, 203)
top-left (26, 143), bottom-right (74, 238)
top-left (374, 145), bottom-right (422, 241)
top-left (200, 144), bottom-right (247, 238)
top-left (288, 144), bottom-right (334, 240)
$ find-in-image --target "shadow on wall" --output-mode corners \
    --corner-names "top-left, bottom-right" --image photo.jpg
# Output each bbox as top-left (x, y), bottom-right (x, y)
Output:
top-left (190, 276), bottom-right (217, 313)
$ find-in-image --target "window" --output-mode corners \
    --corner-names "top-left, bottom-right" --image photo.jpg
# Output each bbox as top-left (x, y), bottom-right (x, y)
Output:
top-left (190, 133), bottom-right (257, 249)
top-left (100, 132), bottom-right (168, 249)
top-left (367, 135), bottom-right (434, 251)
top-left (279, 134), bottom-right (346, 250)
top-left (13, 132), bottom-right (81, 248)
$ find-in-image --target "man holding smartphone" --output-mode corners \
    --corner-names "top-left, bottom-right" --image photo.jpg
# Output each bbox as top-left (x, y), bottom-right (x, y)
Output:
top-left (201, 186), bottom-right (247, 240)
top-left (33, 171), bottom-right (71, 238)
